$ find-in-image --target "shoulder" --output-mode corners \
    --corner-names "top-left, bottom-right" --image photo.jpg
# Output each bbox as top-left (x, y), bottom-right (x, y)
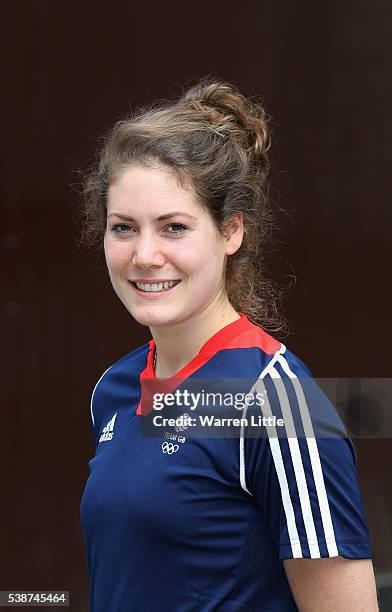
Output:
top-left (256, 342), bottom-right (349, 443)
top-left (260, 340), bottom-right (314, 379)
top-left (221, 336), bottom-right (314, 384)
top-left (218, 315), bottom-right (314, 381)
top-left (92, 341), bottom-right (150, 391)
top-left (89, 342), bottom-right (150, 434)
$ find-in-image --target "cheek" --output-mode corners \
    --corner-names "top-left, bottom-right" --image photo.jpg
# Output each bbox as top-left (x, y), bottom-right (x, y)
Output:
top-left (168, 233), bottom-right (224, 273)
top-left (187, 248), bottom-right (225, 288)
top-left (104, 240), bottom-right (131, 273)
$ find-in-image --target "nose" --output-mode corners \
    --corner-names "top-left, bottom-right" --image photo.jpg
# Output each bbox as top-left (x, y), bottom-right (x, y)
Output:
top-left (131, 230), bottom-right (166, 269)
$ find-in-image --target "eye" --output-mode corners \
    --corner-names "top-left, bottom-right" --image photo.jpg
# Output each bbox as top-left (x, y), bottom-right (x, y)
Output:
top-left (111, 223), bottom-right (134, 234)
top-left (165, 223), bottom-right (188, 236)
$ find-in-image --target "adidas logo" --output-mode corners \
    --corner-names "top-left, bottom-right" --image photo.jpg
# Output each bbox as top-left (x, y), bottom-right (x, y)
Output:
top-left (99, 413), bottom-right (117, 443)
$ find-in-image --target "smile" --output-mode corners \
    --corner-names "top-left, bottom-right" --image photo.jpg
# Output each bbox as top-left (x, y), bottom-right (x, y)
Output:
top-left (130, 280), bottom-right (181, 294)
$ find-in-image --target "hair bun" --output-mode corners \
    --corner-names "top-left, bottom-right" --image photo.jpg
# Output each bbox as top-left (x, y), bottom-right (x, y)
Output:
top-left (180, 77), bottom-right (270, 164)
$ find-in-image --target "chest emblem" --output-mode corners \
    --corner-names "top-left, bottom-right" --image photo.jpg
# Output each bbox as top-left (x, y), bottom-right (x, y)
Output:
top-left (161, 441), bottom-right (179, 454)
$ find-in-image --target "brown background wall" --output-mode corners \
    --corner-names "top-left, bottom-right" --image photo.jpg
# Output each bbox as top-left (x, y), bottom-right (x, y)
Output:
top-left (2, 1), bottom-right (391, 610)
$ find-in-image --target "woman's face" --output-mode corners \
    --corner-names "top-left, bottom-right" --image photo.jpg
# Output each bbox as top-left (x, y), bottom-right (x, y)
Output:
top-left (104, 164), bottom-right (242, 328)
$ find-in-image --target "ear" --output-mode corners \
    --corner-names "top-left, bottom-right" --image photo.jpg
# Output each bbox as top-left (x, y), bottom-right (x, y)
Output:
top-left (222, 213), bottom-right (244, 256)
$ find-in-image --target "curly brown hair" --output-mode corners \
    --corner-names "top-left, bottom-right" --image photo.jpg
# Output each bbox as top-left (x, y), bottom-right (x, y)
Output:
top-left (79, 75), bottom-right (288, 337)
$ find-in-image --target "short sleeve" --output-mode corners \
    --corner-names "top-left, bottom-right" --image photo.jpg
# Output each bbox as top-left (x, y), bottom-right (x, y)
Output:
top-left (243, 351), bottom-right (373, 561)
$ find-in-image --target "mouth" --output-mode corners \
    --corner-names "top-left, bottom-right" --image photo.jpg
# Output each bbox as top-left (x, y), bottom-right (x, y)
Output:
top-left (129, 279), bottom-right (182, 295)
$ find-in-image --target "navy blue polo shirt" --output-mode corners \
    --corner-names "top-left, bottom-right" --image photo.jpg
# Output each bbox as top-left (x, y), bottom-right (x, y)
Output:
top-left (80, 313), bottom-right (372, 611)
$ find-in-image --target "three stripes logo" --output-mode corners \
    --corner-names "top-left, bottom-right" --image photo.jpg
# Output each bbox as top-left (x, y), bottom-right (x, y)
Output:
top-left (99, 413), bottom-right (117, 443)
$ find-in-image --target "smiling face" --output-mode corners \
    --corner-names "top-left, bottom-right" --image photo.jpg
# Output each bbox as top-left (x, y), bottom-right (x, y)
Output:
top-left (104, 163), bottom-right (242, 329)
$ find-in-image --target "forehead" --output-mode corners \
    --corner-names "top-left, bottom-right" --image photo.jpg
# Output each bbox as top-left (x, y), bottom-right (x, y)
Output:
top-left (107, 164), bottom-right (204, 216)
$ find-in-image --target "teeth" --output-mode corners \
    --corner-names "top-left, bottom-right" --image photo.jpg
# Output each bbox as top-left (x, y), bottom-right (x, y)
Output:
top-left (135, 280), bottom-right (180, 292)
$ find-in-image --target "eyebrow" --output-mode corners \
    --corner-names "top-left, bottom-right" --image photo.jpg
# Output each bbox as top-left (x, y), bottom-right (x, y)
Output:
top-left (107, 211), bottom-right (198, 222)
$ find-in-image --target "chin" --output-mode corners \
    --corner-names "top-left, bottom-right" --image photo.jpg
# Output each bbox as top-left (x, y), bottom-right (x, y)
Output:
top-left (128, 306), bottom-right (184, 328)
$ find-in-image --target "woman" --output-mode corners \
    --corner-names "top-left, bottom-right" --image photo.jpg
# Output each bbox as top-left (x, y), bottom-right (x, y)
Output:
top-left (79, 77), bottom-right (379, 611)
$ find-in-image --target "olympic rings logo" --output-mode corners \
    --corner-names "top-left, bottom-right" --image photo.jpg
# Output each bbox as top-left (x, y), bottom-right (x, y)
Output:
top-left (161, 442), bottom-right (179, 454)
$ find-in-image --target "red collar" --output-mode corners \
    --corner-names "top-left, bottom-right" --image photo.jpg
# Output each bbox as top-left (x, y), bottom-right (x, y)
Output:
top-left (136, 312), bottom-right (280, 416)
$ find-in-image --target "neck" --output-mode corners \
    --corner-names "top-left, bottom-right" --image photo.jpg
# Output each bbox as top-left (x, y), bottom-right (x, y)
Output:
top-left (150, 298), bottom-right (240, 379)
